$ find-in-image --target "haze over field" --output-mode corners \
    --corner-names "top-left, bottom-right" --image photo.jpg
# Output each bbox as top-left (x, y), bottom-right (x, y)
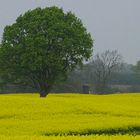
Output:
top-left (0, 0), bottom-right (140, 64)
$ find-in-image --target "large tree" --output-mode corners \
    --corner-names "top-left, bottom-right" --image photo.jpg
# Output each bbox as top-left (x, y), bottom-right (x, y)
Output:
top-left (0, 7), bottom-right (93, 97)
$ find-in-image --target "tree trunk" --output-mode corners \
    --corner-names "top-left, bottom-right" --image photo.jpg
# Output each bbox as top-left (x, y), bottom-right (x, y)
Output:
top-left (40, 90), bottom-right (48, 97)
top-left (39, 85), bottom-right (52, 98)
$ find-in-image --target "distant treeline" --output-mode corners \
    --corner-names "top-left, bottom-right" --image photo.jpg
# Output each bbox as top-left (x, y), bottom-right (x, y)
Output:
top-left (53, 62), bottom-right (140, 93)
top-left (1, 62), bottom-right (140, 94)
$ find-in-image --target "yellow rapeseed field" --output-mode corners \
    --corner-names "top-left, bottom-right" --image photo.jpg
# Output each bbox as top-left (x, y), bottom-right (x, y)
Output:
top-left (0, 93), bottom-right (139, 140)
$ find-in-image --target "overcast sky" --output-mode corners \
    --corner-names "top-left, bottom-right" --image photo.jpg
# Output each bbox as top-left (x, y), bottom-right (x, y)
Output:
top-left (0, 0), bottom-right (140, 64)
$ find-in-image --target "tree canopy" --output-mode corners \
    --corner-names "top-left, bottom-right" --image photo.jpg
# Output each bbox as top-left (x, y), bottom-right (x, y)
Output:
top-left (0, 7), bottom-right (93, 97)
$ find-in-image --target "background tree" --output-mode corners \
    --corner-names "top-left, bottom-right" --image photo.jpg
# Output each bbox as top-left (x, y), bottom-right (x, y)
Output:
top-left (90, 50), bottom-right (122, 94)
top-left (0, 7), bottom-right (93, 97)
top-left (134, 61), bottom-right (140, 76)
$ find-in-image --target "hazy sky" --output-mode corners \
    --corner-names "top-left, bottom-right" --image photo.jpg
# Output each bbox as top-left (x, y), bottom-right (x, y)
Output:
top-left (0, 0), bottom-right (140, 64)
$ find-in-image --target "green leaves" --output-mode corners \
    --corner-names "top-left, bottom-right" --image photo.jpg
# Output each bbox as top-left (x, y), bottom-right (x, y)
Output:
top-left (0, 6), bottom-right (93, 95)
